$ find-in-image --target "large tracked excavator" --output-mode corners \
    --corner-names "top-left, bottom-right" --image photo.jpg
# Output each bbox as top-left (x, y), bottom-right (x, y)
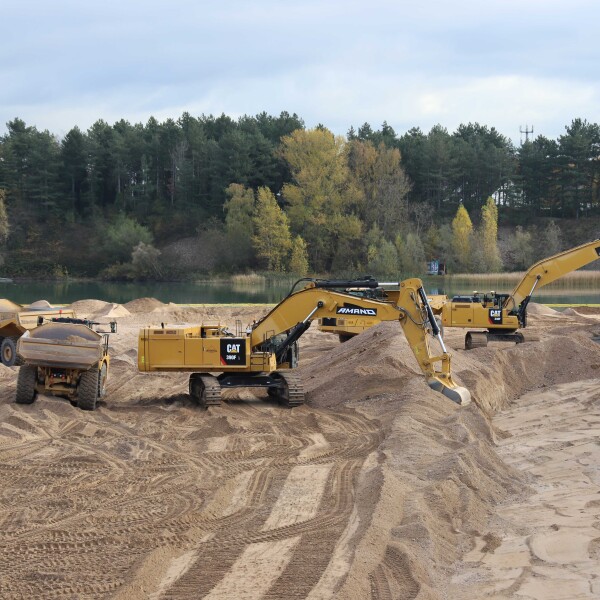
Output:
top-left (441, 238), bottom-right (600, 348)
top-left (318, 239), bottom-right (600, 349)
top-left (138, 277), bottom-right (471, 408)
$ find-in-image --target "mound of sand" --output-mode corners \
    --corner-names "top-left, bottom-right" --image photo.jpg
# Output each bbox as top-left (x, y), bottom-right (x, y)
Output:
top-left (26, 299), bottom-right (55, 310)
top-left (70, 299), bottom-right (130, 319)
top-left (0, 298), bottom-right (22, 312)
top-left (71, 299), bottom-right (112, 317)
top-left (527, 302), bottom-right (559, 316)
top-left (95, 303), bottom-right (130, 318)
top-left (300, 323), bottom-right (420, 410)
top-left (124, 297), bottom-right (166, 313)
top-left (563, 306), bottom-right (600, 317)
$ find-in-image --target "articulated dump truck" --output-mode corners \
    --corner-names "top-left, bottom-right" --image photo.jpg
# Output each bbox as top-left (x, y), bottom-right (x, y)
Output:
top-left (0, 299), bottom-right (75, 366)
top-left (16, 318), bottom-right (116, 411)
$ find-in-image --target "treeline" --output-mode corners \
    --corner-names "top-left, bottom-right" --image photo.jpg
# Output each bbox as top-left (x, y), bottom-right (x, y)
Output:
top-left (0, 113), bottom-right (598, 278)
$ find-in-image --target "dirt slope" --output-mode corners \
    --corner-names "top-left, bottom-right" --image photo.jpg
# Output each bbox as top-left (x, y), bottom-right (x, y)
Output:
top-left (0, 302), bottom-right (599, 599)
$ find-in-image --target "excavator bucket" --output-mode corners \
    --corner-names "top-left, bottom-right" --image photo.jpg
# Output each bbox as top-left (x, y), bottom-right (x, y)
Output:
top-left (428, 378), bottom-right (472, 406)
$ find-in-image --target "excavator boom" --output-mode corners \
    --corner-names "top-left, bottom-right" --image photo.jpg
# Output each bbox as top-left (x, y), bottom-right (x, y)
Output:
top-left (250, 278), bottom-right (470, 405)
top-left (506, 239), bottom-right (600, 312)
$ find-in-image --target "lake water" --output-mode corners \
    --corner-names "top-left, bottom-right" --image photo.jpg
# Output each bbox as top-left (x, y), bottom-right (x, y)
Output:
top-left (0, 276), bottom-right (597, 306)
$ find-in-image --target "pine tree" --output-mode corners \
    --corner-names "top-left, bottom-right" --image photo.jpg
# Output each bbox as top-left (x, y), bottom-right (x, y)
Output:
top-left (0, 189), bottom-right (9, 244)
top-left (252, 187), bottom-right (292, 271)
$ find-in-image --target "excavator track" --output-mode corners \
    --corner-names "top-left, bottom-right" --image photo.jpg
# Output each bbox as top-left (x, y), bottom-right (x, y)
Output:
top-left (189, 373), bottom-right (222, 407)
top-left (465, 332), bottom-right (488, 350)
top-left (275, 371), bottom-right (305, 408)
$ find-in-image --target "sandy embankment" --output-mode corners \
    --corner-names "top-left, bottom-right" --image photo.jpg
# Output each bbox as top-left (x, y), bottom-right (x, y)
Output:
top-left (0, 299), bottom-right (599, 599)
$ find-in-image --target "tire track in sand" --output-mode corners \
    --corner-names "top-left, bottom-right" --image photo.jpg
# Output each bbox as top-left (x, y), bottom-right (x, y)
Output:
top-left (0, 377), bottom-right (381, 600)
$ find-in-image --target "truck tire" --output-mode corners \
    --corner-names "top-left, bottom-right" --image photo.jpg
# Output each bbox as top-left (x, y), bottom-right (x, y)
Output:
top-left (2, 337), bottom-right (24, 367)
top-left (15, 365), bottom-right (37, 404)
top-left (78, 369), bottom-right (100, 411)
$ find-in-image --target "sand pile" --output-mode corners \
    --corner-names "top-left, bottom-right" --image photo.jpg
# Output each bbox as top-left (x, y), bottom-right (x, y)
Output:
top-left (299, 323), bottom-right (527, 598)
top-left (71, 298), bottom-right (112, 317)
top-left (300, 324), bottom-right (421, 409)
top-left (95, 303), bottom-right (130, 318)
top-left (455, 326), bottom-right (600, 413)
top-left (568, 305), bottom-right (600, 315)
top-left (0, 298), bottom-right (21, 312)
top-left (71, 299), bottom-right (130, 319)
top-left (124, 297), bottom-right (166, 313)
top-left (526, 301), bottom-right (559, 316)
top-left (25, 299), bottom-right (56, 310)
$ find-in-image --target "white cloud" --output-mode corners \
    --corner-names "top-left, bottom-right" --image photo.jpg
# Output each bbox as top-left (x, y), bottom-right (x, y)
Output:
top-left (1, 0), bottom-right (599, 142)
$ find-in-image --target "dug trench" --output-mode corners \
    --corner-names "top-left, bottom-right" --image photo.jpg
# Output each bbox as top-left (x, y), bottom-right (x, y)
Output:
top-left (0, 301), bottom-right (599, 599)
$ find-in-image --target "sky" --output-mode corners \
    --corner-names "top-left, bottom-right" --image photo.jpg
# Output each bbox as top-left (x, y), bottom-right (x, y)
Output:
top-left (1, 0), bottom-right (599, 143)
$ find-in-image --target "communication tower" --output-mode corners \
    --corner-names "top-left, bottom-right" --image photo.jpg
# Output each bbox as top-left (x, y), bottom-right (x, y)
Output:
top-left (519, 124), bottom-right (534, 144)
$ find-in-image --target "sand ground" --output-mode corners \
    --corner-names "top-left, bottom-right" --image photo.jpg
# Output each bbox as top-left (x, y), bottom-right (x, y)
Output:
top-left (0, 299), bottom-right (599, 599)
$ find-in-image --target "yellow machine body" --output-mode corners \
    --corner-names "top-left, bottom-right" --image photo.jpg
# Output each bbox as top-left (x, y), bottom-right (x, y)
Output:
top-left (138, 325), bottom-right (277, 373)
top-left (138, 278), bottom-right (471, 406)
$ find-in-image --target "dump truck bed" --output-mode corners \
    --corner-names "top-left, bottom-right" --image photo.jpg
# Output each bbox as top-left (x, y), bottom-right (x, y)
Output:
top-left (18, 323), bottom-right (102, 370)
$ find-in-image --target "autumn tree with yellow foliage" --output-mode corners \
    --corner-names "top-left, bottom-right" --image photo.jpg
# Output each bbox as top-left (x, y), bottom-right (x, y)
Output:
top-left (252, 187), bottom-right (292, 272)
top-left (279, 128), bottom-right (363, 271)
top-left (451, 204), bottom-right (473, 272)
top-left (480, 196), bottom-right (502, 272)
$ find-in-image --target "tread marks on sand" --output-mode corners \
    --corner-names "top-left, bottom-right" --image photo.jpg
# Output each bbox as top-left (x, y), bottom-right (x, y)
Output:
top-left (0, 401), bottom-right (383, 599)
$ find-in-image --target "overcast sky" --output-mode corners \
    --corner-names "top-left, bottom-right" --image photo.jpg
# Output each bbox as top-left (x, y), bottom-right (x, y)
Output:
top-left (1, 0), bottom-right (598, 143)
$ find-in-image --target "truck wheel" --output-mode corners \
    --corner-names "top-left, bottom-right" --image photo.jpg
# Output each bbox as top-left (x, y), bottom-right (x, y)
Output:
top-left (2, 337), bottom-right (24, 367)
top-left (338, 334), bottom-right (354, 343)
top-left (78, 369), bottom-right (99, 411)
top-left (15, 365), bottom-right (37, 404)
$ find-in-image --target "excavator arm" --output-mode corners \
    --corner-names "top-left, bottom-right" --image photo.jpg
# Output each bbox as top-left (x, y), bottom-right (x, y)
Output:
top-left (250, 278), bottom-right (471, 405)
top-left (505, 239), bottom-right (600, 315)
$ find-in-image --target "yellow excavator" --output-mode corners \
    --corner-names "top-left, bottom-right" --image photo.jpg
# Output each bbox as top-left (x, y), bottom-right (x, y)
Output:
top-left (317, 239), bottom-right (600, 349)
top-left (138, 277), bottom-right (471, 407)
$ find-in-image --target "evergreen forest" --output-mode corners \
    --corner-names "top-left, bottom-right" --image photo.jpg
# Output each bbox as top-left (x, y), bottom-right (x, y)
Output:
top-left (0, 112), bottom-right (598, 279)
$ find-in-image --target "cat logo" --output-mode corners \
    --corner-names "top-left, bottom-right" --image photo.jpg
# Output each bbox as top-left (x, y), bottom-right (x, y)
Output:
top-left (220, 339), bottom-right (246, 366)
top-left (488, 308), bottom-right (503, 325)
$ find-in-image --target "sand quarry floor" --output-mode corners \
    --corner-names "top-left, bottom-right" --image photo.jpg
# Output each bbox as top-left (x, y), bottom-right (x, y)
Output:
top-left (1, 299), bottom-right (600, 599)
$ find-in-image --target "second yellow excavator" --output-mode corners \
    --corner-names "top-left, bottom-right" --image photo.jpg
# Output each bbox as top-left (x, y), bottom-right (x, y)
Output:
top-left (317, 239), bottom-right (600, 349)
top-left (437, 239), bottom-right (600, 348)
top-left (138, 277), bottom-right (471, 407)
